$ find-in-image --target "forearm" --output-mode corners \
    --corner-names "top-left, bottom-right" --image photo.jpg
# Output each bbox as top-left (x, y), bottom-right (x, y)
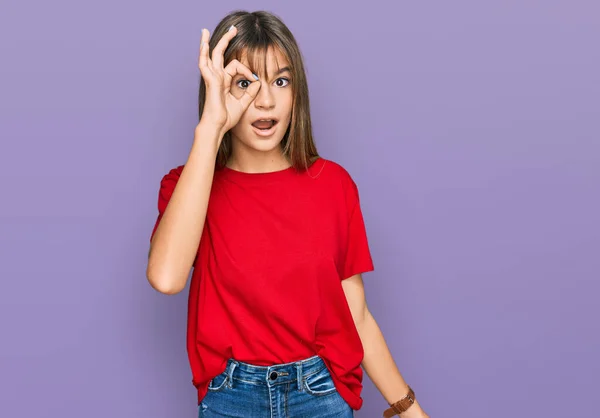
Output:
top-left (357, 311), bottom-right (427, 417)
top-left (146, 122), bottom-right (221, 294)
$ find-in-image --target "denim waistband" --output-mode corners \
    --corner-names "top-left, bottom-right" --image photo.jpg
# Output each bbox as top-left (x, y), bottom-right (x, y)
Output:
top-left (221, 355), bottom-right (326, 390)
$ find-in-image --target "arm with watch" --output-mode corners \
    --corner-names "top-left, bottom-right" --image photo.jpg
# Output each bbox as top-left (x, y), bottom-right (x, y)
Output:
top-left (360, 314), bottom-right (426, 418)
top-left (342, 274), bottom-right (429, 417)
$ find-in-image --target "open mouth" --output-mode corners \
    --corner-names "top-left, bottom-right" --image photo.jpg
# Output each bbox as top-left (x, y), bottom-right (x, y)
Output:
top-left (251, 119), bottom-right (279, 131)
top-left (251, 118), bottom-right (279, 137)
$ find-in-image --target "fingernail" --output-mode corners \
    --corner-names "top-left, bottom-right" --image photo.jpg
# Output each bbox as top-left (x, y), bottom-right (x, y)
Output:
top-left (252, 73), bottom-right (259, 81)
top-left (228, 25), bottom-right (235, 32)
top-left (200, 41), bottom-right (204, 50)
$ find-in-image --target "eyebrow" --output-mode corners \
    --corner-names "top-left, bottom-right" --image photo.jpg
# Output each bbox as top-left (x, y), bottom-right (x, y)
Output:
top-left (275, 66), bottom-right (291, 75)
top-left (237, 66), bottom-right (291, 81)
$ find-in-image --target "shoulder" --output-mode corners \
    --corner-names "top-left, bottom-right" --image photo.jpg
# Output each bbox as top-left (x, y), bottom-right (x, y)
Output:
top-left (155, 164), bottom-right (185, 199)
top-left (159, 164), bottom-right (185, 185)
top-left (163, 164), bottom-right (185, 179)
top-left (314, 157), bottom-right (358, 191)
top-left (310, 158), bottom-right (363, 212)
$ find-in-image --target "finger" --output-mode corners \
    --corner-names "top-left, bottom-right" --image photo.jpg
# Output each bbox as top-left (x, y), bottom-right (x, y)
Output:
top-left (211, 25), bottom-right (237, 69)
top-left (223, 59), bottom-right (257, 85)
top-left (198, 29), bottom-right (214, 82)
top-left (237, 79), bottom-right (262, 110)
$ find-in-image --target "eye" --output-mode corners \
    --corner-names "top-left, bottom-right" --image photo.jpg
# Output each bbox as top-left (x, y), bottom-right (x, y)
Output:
top-left (236, 77), bottom-right (290, 90)
top-left (236, 79), bottom-right (251, 89)
top-left (276, 77), bottom-right (290, 87)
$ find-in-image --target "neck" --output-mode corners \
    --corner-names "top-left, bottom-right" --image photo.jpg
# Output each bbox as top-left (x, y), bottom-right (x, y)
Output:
top-left (227, 142), bottom-right (291, 174)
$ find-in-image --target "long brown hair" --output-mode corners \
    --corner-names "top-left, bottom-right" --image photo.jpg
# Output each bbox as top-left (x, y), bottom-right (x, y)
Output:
top-left (198, 10), bottom-right (319, 171)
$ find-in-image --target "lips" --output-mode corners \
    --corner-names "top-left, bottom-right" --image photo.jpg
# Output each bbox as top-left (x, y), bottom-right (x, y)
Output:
top-left (250, 117), bottom-right (279, 138)
top-left (251, 118), bottom-right (279, 130)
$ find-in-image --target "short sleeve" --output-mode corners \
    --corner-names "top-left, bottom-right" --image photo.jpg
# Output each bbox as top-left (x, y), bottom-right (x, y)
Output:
top-left (149, 165), bottom-right (184, 242)
top-left (342, 177), bottom-right (374, 280)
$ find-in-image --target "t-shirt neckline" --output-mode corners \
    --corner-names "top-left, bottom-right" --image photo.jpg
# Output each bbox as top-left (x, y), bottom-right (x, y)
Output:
top-left (220, 158), bottom-right (323, 183)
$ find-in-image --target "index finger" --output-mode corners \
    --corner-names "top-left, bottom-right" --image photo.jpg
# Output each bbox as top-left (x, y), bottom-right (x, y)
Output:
top-left (223, 59), bottom-right (259, 88)
top-left (211, 25), bottom-right (237, 69)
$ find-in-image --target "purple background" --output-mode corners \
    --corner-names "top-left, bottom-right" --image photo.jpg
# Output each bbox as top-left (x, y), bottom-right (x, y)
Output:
top-left (1, 1), bottom-right (598, 417)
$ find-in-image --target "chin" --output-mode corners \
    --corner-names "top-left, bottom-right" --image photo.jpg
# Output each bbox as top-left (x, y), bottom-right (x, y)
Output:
top-left (245, 136), bottom-right (285, 153)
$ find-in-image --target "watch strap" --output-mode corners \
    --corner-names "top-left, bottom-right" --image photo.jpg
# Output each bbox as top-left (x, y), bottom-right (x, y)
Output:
top-left (383, 385), bottom-right (416, 417)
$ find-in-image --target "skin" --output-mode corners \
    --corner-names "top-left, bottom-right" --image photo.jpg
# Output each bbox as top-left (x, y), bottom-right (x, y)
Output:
top-left (147, 25), bottom-right (265, 294)
top-left (342, 274), bottom-right (429, 417)
top-left (148, 25), bottom-right (428, 417)
top-left (226, 47), bottom-right (294, 173)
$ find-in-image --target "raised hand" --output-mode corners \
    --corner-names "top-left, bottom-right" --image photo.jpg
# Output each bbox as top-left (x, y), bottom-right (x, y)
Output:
top-left (198, 26), bottom-right (261, 138)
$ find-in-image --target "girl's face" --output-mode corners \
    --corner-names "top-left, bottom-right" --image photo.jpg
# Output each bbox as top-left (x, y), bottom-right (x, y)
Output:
top-left (229, 47), bottom-right (293, 155)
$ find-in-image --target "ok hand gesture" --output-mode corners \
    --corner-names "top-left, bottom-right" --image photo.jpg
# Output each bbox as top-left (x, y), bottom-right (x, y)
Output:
top-left (198, 26), bottom-right (261, 138)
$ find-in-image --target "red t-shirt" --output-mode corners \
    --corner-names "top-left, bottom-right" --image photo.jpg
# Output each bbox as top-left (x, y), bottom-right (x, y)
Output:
top-left (150, 157), bottom-right (374, 410)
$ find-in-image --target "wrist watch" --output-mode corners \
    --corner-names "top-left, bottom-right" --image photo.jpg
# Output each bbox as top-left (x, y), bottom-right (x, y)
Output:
top-left (383, 385), bottom-right (416, 417)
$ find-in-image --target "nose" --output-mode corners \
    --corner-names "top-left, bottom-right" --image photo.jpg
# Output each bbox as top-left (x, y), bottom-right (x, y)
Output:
top-left (254, 83), bottom-right (275, 110)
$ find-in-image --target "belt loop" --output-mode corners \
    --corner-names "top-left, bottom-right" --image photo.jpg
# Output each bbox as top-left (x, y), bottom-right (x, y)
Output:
top-left (227, 361), bottom-right (237, 388)
top-left (296, 362), bottom-right (303, 391)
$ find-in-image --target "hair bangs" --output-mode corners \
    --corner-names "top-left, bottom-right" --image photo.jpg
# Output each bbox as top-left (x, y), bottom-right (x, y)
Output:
top-left (230, 32), bottom-right (288, 80)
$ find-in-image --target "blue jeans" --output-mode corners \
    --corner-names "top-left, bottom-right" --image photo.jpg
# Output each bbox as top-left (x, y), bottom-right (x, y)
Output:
top-left (198, 355), bottom-right (354, 417)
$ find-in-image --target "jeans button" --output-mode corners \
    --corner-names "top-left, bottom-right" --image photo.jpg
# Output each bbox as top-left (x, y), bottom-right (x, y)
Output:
top-left (269, 371), bottom-right (278, 380)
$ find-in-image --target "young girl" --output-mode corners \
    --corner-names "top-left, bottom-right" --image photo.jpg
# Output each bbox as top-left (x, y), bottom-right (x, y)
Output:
top-left (147, 10), bottom-right (429, 418)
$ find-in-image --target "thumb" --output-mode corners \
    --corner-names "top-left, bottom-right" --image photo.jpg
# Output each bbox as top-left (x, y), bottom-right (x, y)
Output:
top-left (239, 80), bottom-right (261, 109)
